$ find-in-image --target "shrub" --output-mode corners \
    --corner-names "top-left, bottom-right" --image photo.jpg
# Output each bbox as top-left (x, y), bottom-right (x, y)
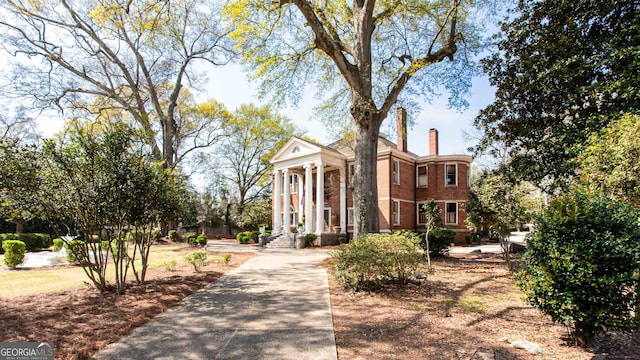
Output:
top-left (183, 232), bottom-right (198, 244)
top-left (236, 231), bottom-right (251, 244)
top-left (168, 230), bottom-right (179, 241)
top-left (518, 190), bottom-right (640, 346)
top-left (65, 240), bottom-right (86, 264)
top-left (127, 229), bottom-right (160, 244)
top-left (248, 231), bottom-right (259, 243)
top-left (53, 238), bottom-right (64, 252)
top-left (164, 259), bottom-right (177, 272)
top-left (0, 233), bottom-right (52, 251)
top-left (306, 233), bottom-right (318, 246)
top-left (425, 229), bottom-right (454, 257)
top-left (184, 250), bottom-right (208, 272)
top-left (331, 233), bottom-right (422, 291)
top-left (190, 235), bottom-right (208, 246)
top-left (2, 240), bottom-right (26, 269)
top-left (222, 253), bottom-right (232, 265)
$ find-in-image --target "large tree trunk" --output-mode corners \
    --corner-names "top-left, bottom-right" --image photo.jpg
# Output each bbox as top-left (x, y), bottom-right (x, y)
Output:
top-left (352, 111), bottom-right (382, 239)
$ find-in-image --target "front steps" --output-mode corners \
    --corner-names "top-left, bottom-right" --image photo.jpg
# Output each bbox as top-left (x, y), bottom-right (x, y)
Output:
top-left (265, 233), bottom-right (296, 248)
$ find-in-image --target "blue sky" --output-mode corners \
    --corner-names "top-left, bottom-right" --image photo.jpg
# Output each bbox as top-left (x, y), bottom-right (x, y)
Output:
top-left (204, 63), bottom-right (495, 157)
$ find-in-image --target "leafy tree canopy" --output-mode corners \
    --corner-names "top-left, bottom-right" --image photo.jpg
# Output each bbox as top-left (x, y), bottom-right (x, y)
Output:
top-left (224, 0), bottom-right (494, 235)
top-left (578, 113), bottom-right (640, 208)
top-left (473, 0), bottom-right (640, 191)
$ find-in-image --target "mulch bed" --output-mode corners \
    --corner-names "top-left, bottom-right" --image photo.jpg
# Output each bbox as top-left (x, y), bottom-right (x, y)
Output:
top-left (0, 251), bottom-right (254, 360)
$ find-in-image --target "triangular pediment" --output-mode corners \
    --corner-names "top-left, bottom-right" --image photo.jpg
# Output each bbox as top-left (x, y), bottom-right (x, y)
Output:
top-left (271, 137), bottom-right (322, 163)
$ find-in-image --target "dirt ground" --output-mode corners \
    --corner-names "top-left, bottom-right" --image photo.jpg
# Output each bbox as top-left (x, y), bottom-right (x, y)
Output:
top-left (328, 252), bottom-right (640, 360)
top-left (1, 248), bottom-right (638, 359)
top-left (0, 250), bottom-right (255, 360)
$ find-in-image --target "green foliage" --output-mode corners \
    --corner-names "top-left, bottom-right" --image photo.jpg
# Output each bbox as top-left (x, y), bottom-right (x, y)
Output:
top-left (168, 230), bottom-right (179, 242)
top-left (191, 235), bottom-right (208, 247)
top-left (0, 233), bottom-right (52, 251)
top-left (473, 0), bottom-right (640, 190)
top-left (64, 240), bottom-right (85, 265)
top-left (518, 190), bottom-right (640, 346)
top-left (164, 259), bottom-right (177, 272)
top-left (222, 253), bottom-right (232, 265)
top-left (126, 229), bottom-right (160, 244)
top-left (578, 113), bottom-right (640, 208)
top-left (305, 233), bottom-right (318, 246)
top-left (2, 240), bottom-right (25, 269)
top-left (183, 232), bottom-right (198, 244)
top-left (331, 233), bottom-right (423, 291)
top-left (426, 229), bottom-right (455, 257)
top-left (0, 139), bottom-right (42, 230)
top-left (52, 238), bottom-right (64, 252)
top-left (184, 250), bottom-right (208, 273)
top-left (236, 231), bottom-right (257, 244)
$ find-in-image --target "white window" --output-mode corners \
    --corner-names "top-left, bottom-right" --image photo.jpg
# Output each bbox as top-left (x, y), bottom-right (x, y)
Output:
top-left (393, 160), bottom-right (400, 184)
top-left (393, 200), bottom-right (400, 225)
top-left (417, 165), bottom-right (428, 187)
top-left (289, 174), bottom-right (298, 194)
top-left (445, 202), bottom-right (457, 224)
top-left (416, 202), bottom-right (426, 225)
top-left (348, 164), bottom-right (355, 187)
top-left (445, 164), bottom-right (457, 186)
top-left (347, 208), bottom-right (354, 225)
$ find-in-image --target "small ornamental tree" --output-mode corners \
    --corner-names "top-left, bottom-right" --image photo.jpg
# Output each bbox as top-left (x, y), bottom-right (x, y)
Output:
top-left (421, 200), bottom-right (442, 266)
top-left (518, 190), bottom-right (640, 346)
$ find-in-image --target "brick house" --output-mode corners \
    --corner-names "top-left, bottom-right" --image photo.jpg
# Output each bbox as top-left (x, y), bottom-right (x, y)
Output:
top-left (270, 108), bottom-right (472, 245)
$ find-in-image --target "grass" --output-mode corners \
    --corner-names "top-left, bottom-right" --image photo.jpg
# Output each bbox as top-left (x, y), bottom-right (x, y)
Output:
top-left (0, 243), bottom-right (194, 297)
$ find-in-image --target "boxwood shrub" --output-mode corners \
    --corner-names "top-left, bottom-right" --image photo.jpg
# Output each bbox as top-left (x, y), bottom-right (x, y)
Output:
top-left (425, 229), bottom-right (455, 257)
top-left (52, 238), bottom-right (64, 252)
top-left (331, 232), bottom-right (422, 291)
top-left (2, 240), bottom-right (26, 269)
top-left (183, 232), bottom-right (198, 244)
top-left (0, 233), bottom-right (52, 251)
top-left (190, 235), bottom-right (208, 246)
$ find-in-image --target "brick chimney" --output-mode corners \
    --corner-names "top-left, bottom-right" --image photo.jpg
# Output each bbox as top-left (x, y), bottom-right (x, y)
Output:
top-left (396, 107), bottom-right (407, 153)
top-left (429, 128), bottom-right (439, 155)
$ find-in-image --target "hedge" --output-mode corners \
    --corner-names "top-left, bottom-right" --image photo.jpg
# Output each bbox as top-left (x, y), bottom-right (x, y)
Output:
top-left (0, 233), bottom-right (52, 252)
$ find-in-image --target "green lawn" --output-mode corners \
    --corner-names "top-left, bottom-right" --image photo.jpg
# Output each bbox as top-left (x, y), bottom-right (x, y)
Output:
top-left (0, 243), bottom-right (193, 297)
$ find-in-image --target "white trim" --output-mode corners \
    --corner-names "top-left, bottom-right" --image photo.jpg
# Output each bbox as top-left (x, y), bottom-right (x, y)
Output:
top-left (392, 159), bottom-right (400, 184)
top-left (416, 164), bottom-right (428, 188)
top-left (445, 163), bottom-right (458, 187)
top-left (445, 201), bottom-right (458, 225)
top-left (392, 200), bottom-right (400, 225)
top-left (347, 207), bottom-right (354, 225)
top-left (379, 197), bottom-right (415, 204)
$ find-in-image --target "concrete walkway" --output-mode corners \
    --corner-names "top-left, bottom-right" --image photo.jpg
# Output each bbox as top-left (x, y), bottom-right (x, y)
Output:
top-left (94, 244), bottom-right (337, 360)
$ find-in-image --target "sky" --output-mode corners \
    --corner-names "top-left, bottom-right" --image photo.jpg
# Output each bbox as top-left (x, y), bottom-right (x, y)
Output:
top-left (204, 63), bottom-right (496, 157)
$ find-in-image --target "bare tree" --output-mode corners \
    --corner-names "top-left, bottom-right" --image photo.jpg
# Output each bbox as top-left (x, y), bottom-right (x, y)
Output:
top-left (0, 0), bottom-right (233, 168)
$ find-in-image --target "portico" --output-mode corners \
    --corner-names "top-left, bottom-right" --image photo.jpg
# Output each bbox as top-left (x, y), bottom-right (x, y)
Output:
top-left (270, 138), bottom-right (347, 244)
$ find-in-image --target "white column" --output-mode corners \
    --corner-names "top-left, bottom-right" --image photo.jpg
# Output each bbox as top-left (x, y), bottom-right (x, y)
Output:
top-left (283, 169), bottom-right (290, 233)
top-left (297, 173), bottom-right (304, 227)
top-left (273, 170), bottom-right (281, 232)
top-left (315, 162), bottom-right (324, 233)
top-left (304, 164), bottom-right (313, 233)
top-left (340, 167), bottom-right (346, 233)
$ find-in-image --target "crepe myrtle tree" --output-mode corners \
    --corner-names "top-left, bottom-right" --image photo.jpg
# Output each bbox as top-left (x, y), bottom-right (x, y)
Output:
top-left (41, 121), bottom-right (185, 294)
top-left (224, 0), bottom-right (493, 237)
